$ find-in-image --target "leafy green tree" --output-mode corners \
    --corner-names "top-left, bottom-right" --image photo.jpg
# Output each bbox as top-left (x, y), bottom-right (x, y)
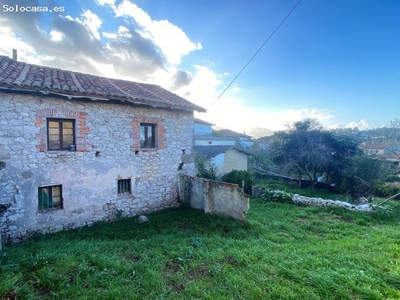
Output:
top-left (269, 119), bottom-right (358, 188)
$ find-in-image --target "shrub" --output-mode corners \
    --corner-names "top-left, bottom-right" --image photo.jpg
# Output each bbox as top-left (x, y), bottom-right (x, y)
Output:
top-left (372, 182), bottom-right (400, 199)
top-left (220, 170), bottom-right (254, 195)
top-left (261, 189), bottom-right (293, 203)
top-left (195, 153), bottom-right (219, 180)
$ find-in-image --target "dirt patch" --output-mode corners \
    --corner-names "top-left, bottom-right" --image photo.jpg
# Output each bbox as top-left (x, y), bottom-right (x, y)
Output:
top-left (164, 261), bottom-right (182, 275)
top-left (188, 264), bottom-right (212, 280)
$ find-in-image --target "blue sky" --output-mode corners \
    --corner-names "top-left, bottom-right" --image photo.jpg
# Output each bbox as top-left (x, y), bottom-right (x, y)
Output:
top-left (1, 0), bottom-right (399, 133)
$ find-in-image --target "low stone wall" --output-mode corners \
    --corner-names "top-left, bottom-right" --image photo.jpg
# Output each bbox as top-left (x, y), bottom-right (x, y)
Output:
top-left (292, 194), bottom-right (372, 211)
top-left (252, 186), bottom-right (373, 212)
top-left (179, 175), bottom-right (250, 221)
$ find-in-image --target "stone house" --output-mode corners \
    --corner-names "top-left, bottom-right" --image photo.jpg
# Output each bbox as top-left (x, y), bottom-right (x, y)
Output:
top-left (0, 55), bottom-right (205, 243)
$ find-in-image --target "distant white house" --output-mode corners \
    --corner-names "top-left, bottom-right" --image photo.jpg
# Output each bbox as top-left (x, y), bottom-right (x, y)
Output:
top-left (194, 118), bottom-right (235, 146)
top-left (195, 145), bottom-right (250, 175)
top-left (194, 119), bottom-right (252, 174)
top-left (194, 118), bottom-right (214, 135)
top-left (214, 129), bottom-right (254, 149)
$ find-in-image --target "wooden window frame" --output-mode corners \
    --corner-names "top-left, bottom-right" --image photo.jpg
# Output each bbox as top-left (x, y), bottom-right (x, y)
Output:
top-left (140, 123), bottom-right (157, 149)
top-left (47, 118), bottom-right (76, 151)
top-left (38, 185), bottom-right (63, 211)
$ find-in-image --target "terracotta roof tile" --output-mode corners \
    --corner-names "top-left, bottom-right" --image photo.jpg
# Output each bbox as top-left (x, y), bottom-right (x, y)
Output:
top-left (0, 55), bottom-right (205, 112)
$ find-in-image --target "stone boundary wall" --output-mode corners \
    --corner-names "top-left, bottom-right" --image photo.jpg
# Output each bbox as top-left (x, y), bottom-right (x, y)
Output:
top-left (179, 175), bottom-right (249, 221)
top-left (252, 186), bottom-right (373, 212)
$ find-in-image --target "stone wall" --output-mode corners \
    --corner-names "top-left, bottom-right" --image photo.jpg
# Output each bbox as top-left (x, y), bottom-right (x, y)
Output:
top-left (252, 186), bottom-right (267, 198)
top-left (0, 92), bottom-right (196, 243)
top-left (179, 175), bottom-right (249, 221)
top-left (252, 186), bottom-right (373, 212)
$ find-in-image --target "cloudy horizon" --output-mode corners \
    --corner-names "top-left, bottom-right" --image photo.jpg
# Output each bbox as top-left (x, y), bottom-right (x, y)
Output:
top-left (1, 0), bottom-right (398, 133)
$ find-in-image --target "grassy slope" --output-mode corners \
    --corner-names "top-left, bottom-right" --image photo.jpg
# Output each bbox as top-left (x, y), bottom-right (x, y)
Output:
top-left (1, 199), bottom-right (399, 299)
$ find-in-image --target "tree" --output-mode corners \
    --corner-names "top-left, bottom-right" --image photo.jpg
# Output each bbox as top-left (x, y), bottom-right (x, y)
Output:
top-left (269, 119), bottom-right (358, 188)
top-left (340, 150), bottom-right (395, 198)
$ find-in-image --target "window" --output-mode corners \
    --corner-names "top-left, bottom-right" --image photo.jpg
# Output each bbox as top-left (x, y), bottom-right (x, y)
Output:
top-left (47, 119), bottom-right (75, 150)
top-left (140, 123), bottom-right (156, 148)
top-left (38, 185), bottom-right (63, 211)
top-left (118, 179), bottom-right (131, 195)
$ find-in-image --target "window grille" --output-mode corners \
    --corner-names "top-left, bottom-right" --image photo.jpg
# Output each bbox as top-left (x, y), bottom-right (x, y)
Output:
top-left (118, 179), bottom-right (131, 195)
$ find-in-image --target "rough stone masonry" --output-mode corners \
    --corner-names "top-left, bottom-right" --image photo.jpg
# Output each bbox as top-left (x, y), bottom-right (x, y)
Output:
top-left (0, 92), bottom-right (196, 243)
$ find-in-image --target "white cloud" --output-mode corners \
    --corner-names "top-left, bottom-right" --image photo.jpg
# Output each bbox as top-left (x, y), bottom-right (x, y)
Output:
top-left (96, 0), bottom-right (116, 6)
top-left (0, 27), bottom-right (36, 60)
top-left (102, 32), bottom-right (117, 39)
top-left (282, 108), bottom-right (334, 122)
top-left (49, 30), bottom-right (63, 42)
top-left (176, 65), bottom-right (223, 107)
top-left (330, 119), bottom-right (369, 130)
top-left (76, 10), bottom-right (103, 40)
top-left (232, 85), bottom-right (243, 93)
top-left (113, 0), bottom-right (201, 65)
top-left (196, 102), bottom-right (338, 133)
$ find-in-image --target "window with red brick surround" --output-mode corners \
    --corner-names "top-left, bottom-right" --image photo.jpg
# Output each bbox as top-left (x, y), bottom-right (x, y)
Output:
top-left (131, 117), bottom-right (166, 151)
top-left (35, 108), bottom-right (89, 152)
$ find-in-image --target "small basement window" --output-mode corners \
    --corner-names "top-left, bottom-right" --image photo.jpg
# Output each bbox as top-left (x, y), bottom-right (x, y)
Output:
top-left (118, 179), bottom-right (131, 195)
top-left (38, 185), bottom-right (63, 211)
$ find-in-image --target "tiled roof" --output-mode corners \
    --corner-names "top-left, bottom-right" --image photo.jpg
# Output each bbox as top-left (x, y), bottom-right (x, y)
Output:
top-left (194, 145), bottom-right (251, 158)
top-left (0, 55), bottom-right (205, 112)
top-left (194, 118), bottom-right (215, 126)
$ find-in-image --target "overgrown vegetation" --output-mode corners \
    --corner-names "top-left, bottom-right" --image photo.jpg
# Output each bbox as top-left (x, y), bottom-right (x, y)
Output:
top-left (195, 153), bottom-right (254, 195)
top-left (261, 189), bottom-right (293, 203)
top-left (1, 196), bottom-right (399, 299)
top-left (266, 119), bottom-right (397, 199)
top-left (372, 182), bottom-right (400, 199)
top-left (220, 170), bottom-right (254, 195)
top-left (195, 153), bottom-right (218, 180)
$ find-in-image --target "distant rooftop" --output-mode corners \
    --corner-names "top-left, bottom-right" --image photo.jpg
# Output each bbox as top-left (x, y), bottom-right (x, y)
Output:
top-left (194, 118), bottom-right (215, 126)
top-left (194, 145), bottom-right (251, 158)
top-left (214, 128), bottom-right (252, 139)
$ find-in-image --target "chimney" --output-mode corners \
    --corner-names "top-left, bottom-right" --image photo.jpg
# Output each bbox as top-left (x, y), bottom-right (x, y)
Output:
top-left (12, 49), bottom-right (17, 61)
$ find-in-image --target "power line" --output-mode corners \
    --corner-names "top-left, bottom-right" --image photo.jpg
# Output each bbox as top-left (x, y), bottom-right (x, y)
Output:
top-left (216, 0), bottom-right (303, 100)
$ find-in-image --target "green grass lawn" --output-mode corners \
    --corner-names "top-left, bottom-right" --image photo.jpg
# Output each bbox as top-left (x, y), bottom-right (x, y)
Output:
top-left (1, 198), bottom-right (399, 299)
